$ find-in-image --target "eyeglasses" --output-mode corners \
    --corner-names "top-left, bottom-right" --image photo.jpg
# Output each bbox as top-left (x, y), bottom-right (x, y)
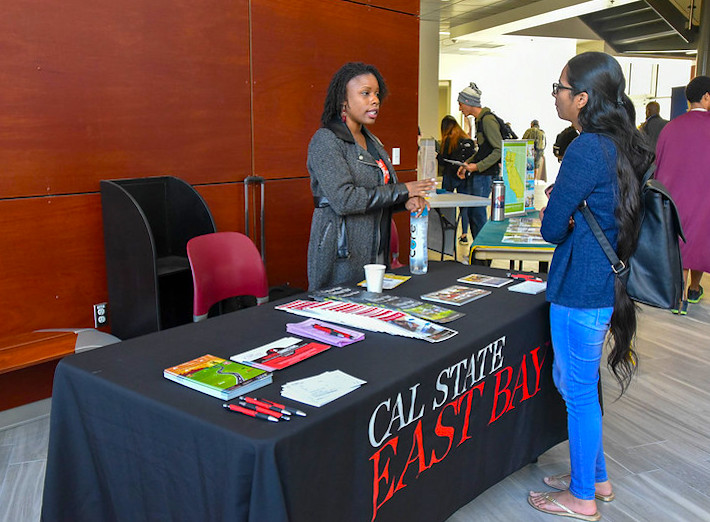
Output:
top-left (552, 82), bottom-right (574, 96)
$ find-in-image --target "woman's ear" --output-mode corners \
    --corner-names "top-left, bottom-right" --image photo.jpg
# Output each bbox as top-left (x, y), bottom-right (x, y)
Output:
top-left (576, 91), bottom-right (589, 110)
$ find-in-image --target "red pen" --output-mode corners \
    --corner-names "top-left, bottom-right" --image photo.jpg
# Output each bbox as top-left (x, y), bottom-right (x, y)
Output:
top-left (240, 396), bottom-right (291, 416)
top-left (223, 403), bottom-right (279, 422)
top-left (237, 400), bottom-right (290, 420)
top-left (508, 273), bottom-right (543, 283)
top-left (255, 397), bottom-right (307, 417)
top-left (312, 323), bottom-right (353, 339)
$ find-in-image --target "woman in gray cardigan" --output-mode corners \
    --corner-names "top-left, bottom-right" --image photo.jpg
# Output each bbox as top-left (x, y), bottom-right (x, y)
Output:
top-left (306, 62), bottom-right (435, 290)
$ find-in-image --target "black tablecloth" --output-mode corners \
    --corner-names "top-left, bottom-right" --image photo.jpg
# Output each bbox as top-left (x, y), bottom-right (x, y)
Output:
top-left (41, 262), bottom-right (566, 522)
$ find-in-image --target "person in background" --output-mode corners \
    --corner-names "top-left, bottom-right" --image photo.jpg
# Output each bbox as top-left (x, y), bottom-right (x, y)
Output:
top-left (522, 119), bottom-right (547, 181)
top-left (553, 125), bottom-right (580, 163)
top-left (456, 82), bottom-right (501, 239)
top-left (639, 101), bottom-right (668, 151)
top-left (306, 62), bottom-right (435, 291)
top-left (437, 115), bottom-right (476, 244)
top-left (654, 75), bottom-right (710, 315)
top-left (530, 51), bottom-right (654, 521)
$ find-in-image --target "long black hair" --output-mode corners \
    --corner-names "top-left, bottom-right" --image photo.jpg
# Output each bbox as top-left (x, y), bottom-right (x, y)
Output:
top-left (320, 62), bottom-right (388, 127)
top-left (566, 51), bottom-right (654, 393)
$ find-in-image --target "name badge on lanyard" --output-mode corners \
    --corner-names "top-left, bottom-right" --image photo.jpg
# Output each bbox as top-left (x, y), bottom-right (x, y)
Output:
top-left (376, 159), bottom-right (390, 184)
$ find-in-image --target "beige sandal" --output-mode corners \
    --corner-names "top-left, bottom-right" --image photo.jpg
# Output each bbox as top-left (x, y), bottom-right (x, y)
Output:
top-left (544, 473), bottom-right (615, 502)
top-left (528, 492), bottom-right (601, 521)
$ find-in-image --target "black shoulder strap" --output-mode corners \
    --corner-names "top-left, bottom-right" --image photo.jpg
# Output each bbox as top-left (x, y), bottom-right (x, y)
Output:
top-left (577, 162), bottom-right (655, 283)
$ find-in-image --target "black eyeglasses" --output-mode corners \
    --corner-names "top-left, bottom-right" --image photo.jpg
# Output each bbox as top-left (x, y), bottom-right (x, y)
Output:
top-left (552, 82), bottom-right (574, 96)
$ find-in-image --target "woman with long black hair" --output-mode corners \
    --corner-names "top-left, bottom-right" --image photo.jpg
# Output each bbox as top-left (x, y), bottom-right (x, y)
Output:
top-left (529, 52), bottom-right (653, 521)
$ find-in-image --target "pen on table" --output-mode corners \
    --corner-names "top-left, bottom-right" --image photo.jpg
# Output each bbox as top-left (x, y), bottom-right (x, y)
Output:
top-left (240, 396), bottom-right (292, 416)
top-left (254, 397), bottom-right (307, 417)
top-left (507, 273), bottom-right (543, 283)
top-left (312, 323), bottom-right (353, 339)
top-left (223, 403), bottom-right (280, 422)
top-left (237, 399), bottom-right (291, 420)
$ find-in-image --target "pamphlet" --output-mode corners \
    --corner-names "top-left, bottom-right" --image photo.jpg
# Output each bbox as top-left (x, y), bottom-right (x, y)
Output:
top-left (457, 273), bottom-right (513, 288)
top-left (285, 319), bottom-right (364, 347)
top-left (231, 337), bottom-right (331, 371)
top-left (310, 286), bottom-right (464, 324)
top-left (164, 354), bottom-right (272, 400)
top-left (420, 285), bottom-right (491, 306)
top-left (281, 370), bottom-right (367, 407)
top-left (508, 280), bottom-right (547, 294)
top-left (501, 217), bottom-right (549, 244)
top-left (357, 273), bottom-right (411, 290)
top-left (275, 299), bottom-right (458, 343)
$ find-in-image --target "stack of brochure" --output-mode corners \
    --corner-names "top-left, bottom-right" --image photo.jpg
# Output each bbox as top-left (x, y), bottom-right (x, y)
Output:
top-left (281, 370), bottom-right (367, 407)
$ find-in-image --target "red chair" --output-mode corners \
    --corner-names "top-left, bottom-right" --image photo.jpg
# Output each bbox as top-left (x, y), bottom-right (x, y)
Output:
top-left (187, 232), bottom-right (268, 322)
top-left (390, 219), bottom-right (405, 269)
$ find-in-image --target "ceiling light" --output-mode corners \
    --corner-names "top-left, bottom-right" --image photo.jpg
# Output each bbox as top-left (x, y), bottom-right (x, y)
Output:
top-left (439, 31), bottom-right (450, 35)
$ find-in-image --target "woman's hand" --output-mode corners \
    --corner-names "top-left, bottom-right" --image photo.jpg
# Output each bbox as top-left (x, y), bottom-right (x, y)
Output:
top-left (405, 178), bottom-right (436, 198)
top-left (406, 196), bottom-right (429, 217)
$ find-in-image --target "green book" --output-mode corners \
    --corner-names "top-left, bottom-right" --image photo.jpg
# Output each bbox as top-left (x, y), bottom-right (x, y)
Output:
top-left (164, 354), bottom-right (272, 400)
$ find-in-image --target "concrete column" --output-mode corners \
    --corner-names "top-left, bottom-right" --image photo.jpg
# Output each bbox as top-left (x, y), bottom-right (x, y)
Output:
top-left (418, 20), bottom-right (440, 141)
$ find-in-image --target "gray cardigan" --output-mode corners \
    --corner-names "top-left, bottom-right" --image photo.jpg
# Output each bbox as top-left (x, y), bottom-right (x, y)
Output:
top-left (306, 120), bottom-right (409, 290)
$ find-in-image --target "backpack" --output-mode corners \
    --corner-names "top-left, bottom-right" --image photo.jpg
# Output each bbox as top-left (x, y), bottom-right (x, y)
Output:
top-left (579, 164), bottom-right (686, 309)
top-left (490, 113), bottom-right (517, 140)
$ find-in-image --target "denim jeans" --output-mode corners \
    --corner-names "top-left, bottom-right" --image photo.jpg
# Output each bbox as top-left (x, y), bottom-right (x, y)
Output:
top-left (550, 303), bottom-right (613, 500)
top-left (469, 174), bottom-right (492, 238)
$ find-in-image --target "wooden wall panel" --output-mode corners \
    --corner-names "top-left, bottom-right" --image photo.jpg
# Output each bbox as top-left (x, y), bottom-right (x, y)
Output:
top-left (195, 183), bottom-right (246, 233)
top-left (0, 0), bottom-right (251, 198)
top-left (369, 0), bottom-right (419, 14)
top-left (0, 196), bottom-right (107, 336)
top-left (251, 0), bottom-right (420, 180)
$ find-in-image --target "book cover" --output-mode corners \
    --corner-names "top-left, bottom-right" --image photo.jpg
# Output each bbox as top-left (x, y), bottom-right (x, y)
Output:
top-left (420, 285), bottom-right (491, 306)
top-left (164, 354), bottom-right (272, 400)
top-left (457, 273), bottom-right (513, 288)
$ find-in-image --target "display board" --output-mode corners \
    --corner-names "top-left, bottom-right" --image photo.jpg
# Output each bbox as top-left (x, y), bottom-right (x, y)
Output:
top-left (500, 140), bottom-right (529, 217)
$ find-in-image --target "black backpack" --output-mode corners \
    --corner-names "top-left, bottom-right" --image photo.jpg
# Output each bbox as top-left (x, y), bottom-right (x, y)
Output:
top-left (579, 164), bottom-right (686, 309)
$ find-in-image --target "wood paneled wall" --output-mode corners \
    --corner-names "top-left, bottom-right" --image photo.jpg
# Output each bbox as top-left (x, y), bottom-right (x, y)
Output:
top-left (0, 0), bottom-right (419, 340)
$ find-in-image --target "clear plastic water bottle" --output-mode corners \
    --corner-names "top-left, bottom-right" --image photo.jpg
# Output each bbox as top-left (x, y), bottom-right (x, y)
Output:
top-left (409, 208), bottom-right (428, 275)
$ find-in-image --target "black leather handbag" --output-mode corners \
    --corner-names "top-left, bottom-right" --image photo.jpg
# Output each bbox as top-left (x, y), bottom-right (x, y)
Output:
top-left (578, 165), bottom-right (686, 309)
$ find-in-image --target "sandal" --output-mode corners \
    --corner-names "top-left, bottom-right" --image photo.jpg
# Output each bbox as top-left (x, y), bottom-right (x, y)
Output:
top-left (544, 473), bottom-right (615, 502)
top-left (528, 492), bottom-right (601, 521)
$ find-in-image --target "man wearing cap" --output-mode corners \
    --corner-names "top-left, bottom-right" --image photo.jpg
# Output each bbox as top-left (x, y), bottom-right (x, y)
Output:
top-left (522, 119), bottom-right (546, 181)
top-left (456, 82), bottom-right (502, 239)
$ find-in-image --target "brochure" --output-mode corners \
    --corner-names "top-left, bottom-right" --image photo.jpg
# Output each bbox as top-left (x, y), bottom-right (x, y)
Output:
top-left (275, 299), bottom-right (458, 343)
top-left (508, 280), bottom-right (547, 294)
top-left (420, 285), bottom-right (491, 306)
top-left (310, 286), bottom-right (464, 324)
top-left (457, 273), bottom-right (513, 288)
top-left (357, 273), bottom-right (411, 290)
top-left (231, 337), bottom-right (331, 371)
top-left (285, 319), bottom-right (364, 347)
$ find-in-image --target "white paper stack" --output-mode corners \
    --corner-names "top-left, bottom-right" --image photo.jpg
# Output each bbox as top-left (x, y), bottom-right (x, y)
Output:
top-left (281, 370), bottom-right (367, 407)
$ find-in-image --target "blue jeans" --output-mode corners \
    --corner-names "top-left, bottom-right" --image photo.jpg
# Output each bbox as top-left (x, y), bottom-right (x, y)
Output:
top-left (470, 174), bottom-right (492, 238)
top-left (550, 303), bottom-right (613, 500)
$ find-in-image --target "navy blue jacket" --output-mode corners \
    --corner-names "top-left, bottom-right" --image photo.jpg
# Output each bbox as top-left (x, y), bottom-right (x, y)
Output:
top-left (541, 132), bottom-right (618, 308)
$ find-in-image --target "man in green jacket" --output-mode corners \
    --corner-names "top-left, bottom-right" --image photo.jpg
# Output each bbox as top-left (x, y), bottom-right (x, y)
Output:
top-left (457, 82), bottom-right (502, 238)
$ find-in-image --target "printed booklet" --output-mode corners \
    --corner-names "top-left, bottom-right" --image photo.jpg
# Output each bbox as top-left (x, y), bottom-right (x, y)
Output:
top-left (164, 354), bottom-right (272, 400)
top-left (457, 273), bottom-right (513, 288)
top-left (420, 285), bottom-right (491, 306)
top-left (231, 336), bottom-right (332, 371)
top-left (357, 273), bottom-right (411, 290)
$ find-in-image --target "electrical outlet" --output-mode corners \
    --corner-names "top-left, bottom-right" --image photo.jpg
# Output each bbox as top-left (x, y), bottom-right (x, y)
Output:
top-left (93, 302), bottom-right (108, 329)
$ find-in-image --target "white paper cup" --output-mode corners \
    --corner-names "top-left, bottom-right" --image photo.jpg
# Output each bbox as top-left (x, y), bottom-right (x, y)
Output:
top-left (364, 264), bottom-right (386, 293)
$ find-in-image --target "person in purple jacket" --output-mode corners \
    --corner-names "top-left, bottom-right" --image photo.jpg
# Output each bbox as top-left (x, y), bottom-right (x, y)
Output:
top-left (529, 52), bottom-right (654, 521)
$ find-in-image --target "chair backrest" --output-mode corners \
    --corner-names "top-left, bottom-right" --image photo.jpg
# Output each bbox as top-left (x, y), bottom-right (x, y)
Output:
top-left (390, 219), bottom-right (405, 269)
top-left (187, 232), bottom-right (269, 322)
